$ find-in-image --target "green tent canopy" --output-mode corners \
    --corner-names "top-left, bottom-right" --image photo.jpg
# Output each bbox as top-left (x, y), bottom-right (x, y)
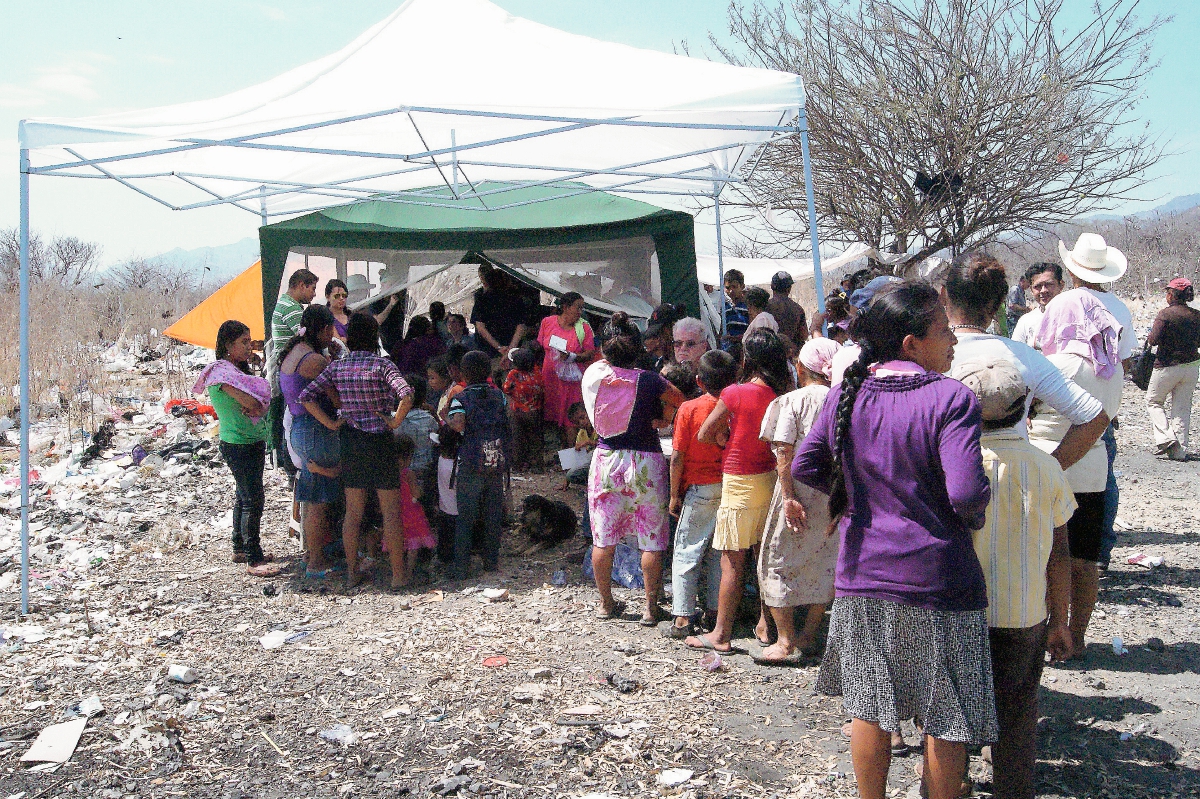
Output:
top-left (259, 182), bottom-right (699, 337)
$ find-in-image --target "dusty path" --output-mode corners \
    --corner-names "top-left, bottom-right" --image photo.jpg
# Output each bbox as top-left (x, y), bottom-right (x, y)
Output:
top-left (0, 379), bottom-right (1198, 799)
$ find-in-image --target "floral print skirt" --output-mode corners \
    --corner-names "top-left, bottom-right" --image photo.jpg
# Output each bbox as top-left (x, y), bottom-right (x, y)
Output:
top-left (587, 447), bottom-right (670, 552)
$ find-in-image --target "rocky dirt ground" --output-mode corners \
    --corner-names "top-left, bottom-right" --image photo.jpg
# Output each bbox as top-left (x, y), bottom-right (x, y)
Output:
top-left (0, 358), bottom-right (1198, 799)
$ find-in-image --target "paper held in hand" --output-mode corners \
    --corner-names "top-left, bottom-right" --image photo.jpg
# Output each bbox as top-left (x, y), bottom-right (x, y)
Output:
top-left (547, 335), bottom-right (570, 353)
top-left (557, 447), bottom-right (591, 471)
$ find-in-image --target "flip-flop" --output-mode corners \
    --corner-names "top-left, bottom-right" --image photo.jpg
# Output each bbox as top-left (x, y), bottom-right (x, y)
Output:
top-left (685, 633), bottom-right (734, 654)
top-left (304, 564), bottom-right (345, 580)
top-left (751, 649), bottom-right (808, 667)
top-left (661, 623), bottom-right (693, 640)
top-left (247, 561), bottom-right (287, 578)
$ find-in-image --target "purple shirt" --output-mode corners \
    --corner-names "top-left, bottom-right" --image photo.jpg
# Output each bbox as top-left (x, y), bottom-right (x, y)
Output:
top-left (792, 373), bottom-right (991, 612)
top-left (299, 351), bottom-right (412, 434)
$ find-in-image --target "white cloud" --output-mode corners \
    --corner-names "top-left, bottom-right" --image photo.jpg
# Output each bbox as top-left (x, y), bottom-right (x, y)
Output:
top-left (0, 85), bottom-right (48, 109)
top-left (261, 5), bottom-right (288, 21)
top-left (33, 70), bottom-right (99, 101)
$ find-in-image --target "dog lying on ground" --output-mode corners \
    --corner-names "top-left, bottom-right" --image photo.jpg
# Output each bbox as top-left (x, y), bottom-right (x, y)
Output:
top-left (519, 494), bottom-right (578, 548)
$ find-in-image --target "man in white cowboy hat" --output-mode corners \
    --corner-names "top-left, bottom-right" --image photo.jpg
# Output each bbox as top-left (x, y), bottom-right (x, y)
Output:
top-left (1057, 232), bottom-right (1132, 572)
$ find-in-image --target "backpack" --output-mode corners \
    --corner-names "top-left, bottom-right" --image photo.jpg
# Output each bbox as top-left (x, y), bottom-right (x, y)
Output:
top-left (453, 384), bottom-right (512, 480)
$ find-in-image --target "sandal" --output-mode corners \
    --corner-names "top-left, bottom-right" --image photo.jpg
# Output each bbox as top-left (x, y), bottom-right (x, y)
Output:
top-left (661, 622), bottom-right (693, 640)
top-left (639, 606), bottom-right (668, 627)
top-left (304, 564), bottom-right (345, 580)
top-left (751, 649), bottom-right (808, 667)
top-left (684, 633), bottom-right (734, 653)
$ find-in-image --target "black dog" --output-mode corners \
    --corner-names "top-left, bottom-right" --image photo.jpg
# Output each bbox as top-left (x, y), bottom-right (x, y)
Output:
top-left (519, 494), bottom-right (578, 547)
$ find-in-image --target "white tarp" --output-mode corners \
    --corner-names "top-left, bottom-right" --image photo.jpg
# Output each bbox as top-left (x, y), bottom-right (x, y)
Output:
top-left (695, 243), bottom-right (873, 287)
top-left (19, 0), bottom-right (803, 218)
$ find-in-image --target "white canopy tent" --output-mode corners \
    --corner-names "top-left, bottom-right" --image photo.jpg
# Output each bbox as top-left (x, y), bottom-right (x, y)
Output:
top-left (14, 0), bottom-right (826, 612)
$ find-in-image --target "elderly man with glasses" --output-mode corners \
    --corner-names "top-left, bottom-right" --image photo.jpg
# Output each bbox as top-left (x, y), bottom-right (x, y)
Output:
top-left (673, 317), bottom-right (711, 365)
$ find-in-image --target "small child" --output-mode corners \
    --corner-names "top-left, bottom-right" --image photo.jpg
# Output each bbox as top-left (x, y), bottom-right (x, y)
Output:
top-left (503, 348), bottom-right (545, 471)
top-left (447, 351), bottom-right (512, 579)
top-left (664, 350), bottom-right (737, 638)
top-left (435, 426), bottom-right (461, 566)
top-left (661, 361), bottom-right (701, 402)
top-left (395, 435), bottom-right (438, 583)
top-left (560, 400), bottom-right (595, 490)
top-left (425, 355), bottom-right (452, 418)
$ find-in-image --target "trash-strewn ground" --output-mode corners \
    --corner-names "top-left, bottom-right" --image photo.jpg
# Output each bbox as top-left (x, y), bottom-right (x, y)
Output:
top-left (1, 347), bottom-right (1199, 799)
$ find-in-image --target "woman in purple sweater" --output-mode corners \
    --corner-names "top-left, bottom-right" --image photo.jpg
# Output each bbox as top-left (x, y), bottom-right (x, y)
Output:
top-left (792, 282), bottom-right (995, 799)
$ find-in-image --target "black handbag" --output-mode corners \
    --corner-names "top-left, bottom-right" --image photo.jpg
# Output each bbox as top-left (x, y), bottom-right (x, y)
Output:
top-left (1131, 340), bottom-right (1154, 391)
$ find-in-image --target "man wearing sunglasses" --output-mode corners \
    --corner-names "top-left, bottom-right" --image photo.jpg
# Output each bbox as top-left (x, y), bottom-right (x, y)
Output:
top-left (672, 317), bottom-right (711, 365)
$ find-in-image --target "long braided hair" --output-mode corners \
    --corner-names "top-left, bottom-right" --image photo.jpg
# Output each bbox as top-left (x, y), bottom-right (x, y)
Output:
top-left (827, 281), bottom-right (942, 523)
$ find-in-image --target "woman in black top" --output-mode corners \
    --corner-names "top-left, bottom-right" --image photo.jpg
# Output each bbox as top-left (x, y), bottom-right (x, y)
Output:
top-left (1146, 277), bottom-right (1200, 460)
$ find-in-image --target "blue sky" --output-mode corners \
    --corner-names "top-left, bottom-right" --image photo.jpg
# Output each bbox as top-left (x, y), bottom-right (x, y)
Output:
top-left (0, 0), bottom-right (1194, 263)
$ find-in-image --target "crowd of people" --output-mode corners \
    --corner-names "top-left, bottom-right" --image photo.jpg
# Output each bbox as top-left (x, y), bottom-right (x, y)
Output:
top-left (193, 233), bottom-right (1200, 799)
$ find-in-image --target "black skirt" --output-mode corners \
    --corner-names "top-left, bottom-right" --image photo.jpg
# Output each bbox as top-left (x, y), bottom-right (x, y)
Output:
top-left (339, 425), bottom-right (400, 491)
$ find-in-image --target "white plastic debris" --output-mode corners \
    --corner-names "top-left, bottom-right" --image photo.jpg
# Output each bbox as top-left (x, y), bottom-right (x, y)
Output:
top-left (658, 768), bottom-right (694, 787)
top-left (259, 630), bottom-right (289, 650)
top-left (481, 588), bottom-right (510, 602)
top-left (167, 664), bottom-right (197, 683)
top-left (1112, 636), bottom-right (1128, 656)
top-left (319, 724), bottom-right (356, 746)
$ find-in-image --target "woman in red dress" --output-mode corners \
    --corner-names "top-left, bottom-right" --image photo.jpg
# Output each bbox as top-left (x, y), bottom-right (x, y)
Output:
top-left (538, 292), bottom-right (597, 445)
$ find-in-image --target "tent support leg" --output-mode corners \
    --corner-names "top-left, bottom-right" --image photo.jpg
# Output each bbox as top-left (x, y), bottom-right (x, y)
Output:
top-left (451, 130), bottom-right (459, 197)
top-left (259, 185), bottom-right (268, 227)
top-left (713, 179), bottom-right (726, 340)
top-left (18, 149), bottom-right (30, 616)
top-left (798, 111), bottom-right (824, 317)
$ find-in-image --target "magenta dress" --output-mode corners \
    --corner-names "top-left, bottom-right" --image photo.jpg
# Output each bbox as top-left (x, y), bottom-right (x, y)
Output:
top-left (538, 315), bottom-right (595, 427)
top-left (400, 468), bottom-right (436, 551)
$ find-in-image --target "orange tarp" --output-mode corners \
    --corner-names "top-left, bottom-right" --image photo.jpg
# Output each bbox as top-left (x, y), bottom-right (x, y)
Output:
top-left (164, 260), bottom-right (264, 349)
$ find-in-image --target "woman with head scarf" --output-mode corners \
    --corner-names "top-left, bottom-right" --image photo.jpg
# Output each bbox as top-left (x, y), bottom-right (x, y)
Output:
top-left (753, 337), bottom-right (841, 664)
top-left (1029, 289), bottom-right (1123, 659)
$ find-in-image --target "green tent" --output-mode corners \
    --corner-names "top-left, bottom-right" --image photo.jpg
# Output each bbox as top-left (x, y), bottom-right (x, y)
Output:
top-left (259, 182), bottom-right (699, 337)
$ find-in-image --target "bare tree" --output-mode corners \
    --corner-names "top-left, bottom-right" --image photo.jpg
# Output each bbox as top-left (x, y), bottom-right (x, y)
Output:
top-left (0, 228), bottom-right (47, 289)
top-left (46, 236), bottom-right (101, 287)
top-left (715, 0), bottom-right (1169, 260)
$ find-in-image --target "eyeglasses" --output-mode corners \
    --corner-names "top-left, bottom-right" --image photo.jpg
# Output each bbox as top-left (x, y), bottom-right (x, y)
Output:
top-left (673, 339), bottom-right (704, 349)
top-left (329, 292), bottom-right (348, 299)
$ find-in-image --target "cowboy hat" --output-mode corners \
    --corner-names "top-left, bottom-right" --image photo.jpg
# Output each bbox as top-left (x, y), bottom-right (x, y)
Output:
top-left (1058, 233), bottom-right (1127, 283)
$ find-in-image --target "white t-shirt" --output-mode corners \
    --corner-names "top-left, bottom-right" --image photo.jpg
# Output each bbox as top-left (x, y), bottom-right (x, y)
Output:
top-left (1081, 287), bottom-right (1134, 363)
top-left (1011, 307), bottom-right (1044, 349)
top-left (950, 333), bottom-right (1105, 438)
top-left (829, 343), bottom-right (861, 387)
top-left (1029, 353), bottom-right (1124, 492)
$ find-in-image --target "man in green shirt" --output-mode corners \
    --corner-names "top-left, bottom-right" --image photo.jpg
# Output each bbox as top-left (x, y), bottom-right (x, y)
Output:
top-left (268, 269), bottom-right (318, 478)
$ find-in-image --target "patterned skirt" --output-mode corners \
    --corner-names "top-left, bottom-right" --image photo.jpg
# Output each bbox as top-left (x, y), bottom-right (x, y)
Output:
top-left (816, 596), bottom-right (999, 745)
top-left (587, 447), bottom-right (670, 552)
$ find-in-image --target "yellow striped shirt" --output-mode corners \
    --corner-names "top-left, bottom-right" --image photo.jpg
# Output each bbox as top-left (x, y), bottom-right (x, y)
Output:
top-left (975, 429), bottom-right (1077, 629)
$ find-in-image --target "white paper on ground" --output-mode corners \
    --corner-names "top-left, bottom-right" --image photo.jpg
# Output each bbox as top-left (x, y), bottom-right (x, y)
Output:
top-left (557, 448), bottom-right (591, 471)
top-left (21, 718), bottom-right (87, 763)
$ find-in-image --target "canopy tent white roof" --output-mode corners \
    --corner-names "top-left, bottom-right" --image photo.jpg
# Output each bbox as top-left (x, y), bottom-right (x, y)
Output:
top-left (14, 0), bottom-right (828, 613)
top-left (20, 0), bottom-right (805, 218)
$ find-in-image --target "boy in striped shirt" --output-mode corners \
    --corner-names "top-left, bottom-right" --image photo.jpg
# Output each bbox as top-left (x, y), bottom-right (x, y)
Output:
top-left (952, 359), bottom-right (1074, 799)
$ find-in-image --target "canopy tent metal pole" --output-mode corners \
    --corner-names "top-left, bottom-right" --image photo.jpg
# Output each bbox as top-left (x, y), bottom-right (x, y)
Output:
top-left (18, 148), bottom-right (30, 615)
top-left (451, 129), bottom-right (458, 197)
top-left (259, 186), bottom-right (268, 226)
top-left (713, 174), bottom-right (726, 339)
top-left (798, 109), bottom-right (825, 317)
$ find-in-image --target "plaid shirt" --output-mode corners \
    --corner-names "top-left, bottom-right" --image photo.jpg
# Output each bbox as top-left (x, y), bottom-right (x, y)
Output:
top-left (299, 351), bottom-right (412, 434)
top-left (503, 369), bottom-right (544, 413)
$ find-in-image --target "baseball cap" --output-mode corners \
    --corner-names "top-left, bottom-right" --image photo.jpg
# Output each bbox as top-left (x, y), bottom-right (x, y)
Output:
top-left (644, 302), bottom-right (682, 338)
top-left (950, 359), bottom-right (1028, 422)
top-left (771, 271), bottom-right (794, 292)
top-left (1167, 277), bottom-right (1193, 291)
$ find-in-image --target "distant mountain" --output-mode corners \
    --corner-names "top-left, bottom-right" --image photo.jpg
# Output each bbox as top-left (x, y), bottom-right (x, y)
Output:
top-left (144, 237), bottom-right (260, 283)
top-left (1082, 193), bottom-right (1200, 222)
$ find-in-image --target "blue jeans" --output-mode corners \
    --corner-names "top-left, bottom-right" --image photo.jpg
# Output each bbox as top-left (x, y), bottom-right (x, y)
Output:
top-left (219, 440), bottom-right (266, 561)
top-left (453, 471), bottom-right (505, 578)
top-left (671, 483), bottom-right (723, 618)
top-left (1098, 423), bottom-right (1119, 565)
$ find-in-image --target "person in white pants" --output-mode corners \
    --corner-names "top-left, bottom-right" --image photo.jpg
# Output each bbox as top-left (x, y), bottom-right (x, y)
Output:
top-left (1147, 277), bottom-right (1200, 460)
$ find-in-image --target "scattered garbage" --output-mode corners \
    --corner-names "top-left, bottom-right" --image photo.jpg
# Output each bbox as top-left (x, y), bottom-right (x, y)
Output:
top-left (166, 664), bottom-right (197, 684)
top-left (76, 696), bottom-right (104, 718)
top-left (551, 569), bottom-right (568, 586)
top-left (511, 683), bottom-right (549, 702)
top-left (318, 724), bottom-right (356, 746)
top-left (1112, 636), bottom-right (1128, 656)
top-left (481, 655), bottom-right (508, 668)
top-left (699, 651), bottom-right (723, 672)
top-left (657, 768), bottom-right (694, 787)
top-left (21, 717), bottom-right (88, 764)
top-left (1126, 552), bottom-right (1164, 568)
top-left (481, 587), bottom-right (509, 602)
top-left (606, 672), bottom-right (640, 693)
